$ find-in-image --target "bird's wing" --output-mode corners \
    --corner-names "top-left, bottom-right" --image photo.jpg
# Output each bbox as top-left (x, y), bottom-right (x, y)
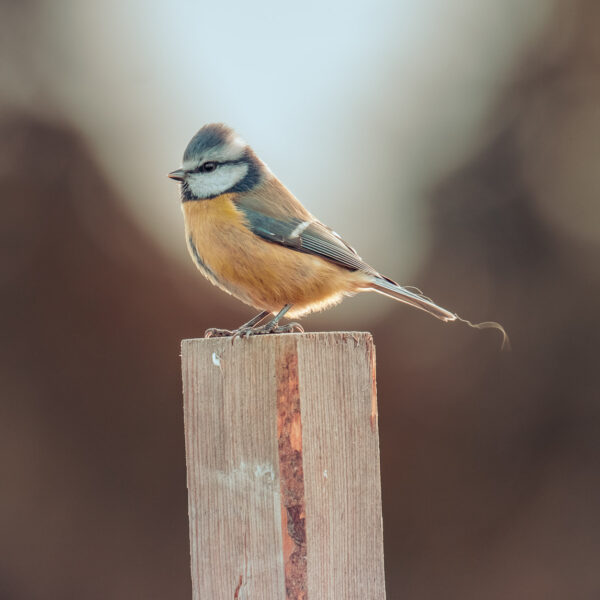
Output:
top-left (233, 190), bottom-right (464, 326)
top-left (233, 198), bottom-right (379, 276)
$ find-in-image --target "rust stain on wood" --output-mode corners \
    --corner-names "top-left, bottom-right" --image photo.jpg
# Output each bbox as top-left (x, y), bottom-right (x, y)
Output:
top-left (233, 574), bottom-right (243, 599)
top-left (276, 340), bottom-right (308, 600)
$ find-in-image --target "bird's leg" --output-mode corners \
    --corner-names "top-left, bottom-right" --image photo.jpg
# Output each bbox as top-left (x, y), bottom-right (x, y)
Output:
top-left (244, 304), bottom-right (304, 336)
top-left (204, 310), bottom-right (270, 338)
top-left (230, 310), bottom-right (273, 339)
top-left (205, 306), bottom-right (304, 338)
top-left (236, 310), bottom-right (271, 331)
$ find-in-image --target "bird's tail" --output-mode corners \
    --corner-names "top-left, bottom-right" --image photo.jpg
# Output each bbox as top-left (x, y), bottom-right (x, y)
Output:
top-left (369, 277), bottom-right (457, 322)
top-left (368, 276), bottom-right (510, 350)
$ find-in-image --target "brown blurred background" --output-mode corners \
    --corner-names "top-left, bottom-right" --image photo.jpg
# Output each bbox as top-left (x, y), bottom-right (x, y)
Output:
top-left (2, 1), bottom-right (600, 598)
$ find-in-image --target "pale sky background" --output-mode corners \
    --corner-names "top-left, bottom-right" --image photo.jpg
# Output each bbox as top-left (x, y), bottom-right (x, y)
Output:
top-left (4, 0), bottom-right (555, 320)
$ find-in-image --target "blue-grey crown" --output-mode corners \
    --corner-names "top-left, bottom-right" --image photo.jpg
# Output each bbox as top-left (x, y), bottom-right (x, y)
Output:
top-left (183, 123), bottom-right (234, 161)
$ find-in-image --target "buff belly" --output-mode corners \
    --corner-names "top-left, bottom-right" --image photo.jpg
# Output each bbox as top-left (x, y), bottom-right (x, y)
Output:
top-left (182, 195), bottom-right (370, 317)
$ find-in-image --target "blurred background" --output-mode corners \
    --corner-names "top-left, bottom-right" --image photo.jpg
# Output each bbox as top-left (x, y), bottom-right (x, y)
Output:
top-left (2, 0), bottom-right (600, 597)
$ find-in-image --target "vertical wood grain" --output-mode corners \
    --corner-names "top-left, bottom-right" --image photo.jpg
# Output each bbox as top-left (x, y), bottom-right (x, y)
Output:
top-left (298, 333), bottom-right (385, 599)
top-left (181, 332), bottom-right (385, 600)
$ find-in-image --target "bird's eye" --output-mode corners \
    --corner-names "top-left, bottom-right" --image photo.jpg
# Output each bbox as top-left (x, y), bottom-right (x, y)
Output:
top-left (199, 161), bottom-right (218, 173)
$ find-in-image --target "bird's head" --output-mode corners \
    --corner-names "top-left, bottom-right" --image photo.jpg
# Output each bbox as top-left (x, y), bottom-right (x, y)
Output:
top-left (168, 123), bottom-right (264, 201)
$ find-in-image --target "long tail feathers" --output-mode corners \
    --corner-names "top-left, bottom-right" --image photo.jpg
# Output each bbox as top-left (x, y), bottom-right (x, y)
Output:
top-left (369, 277), bottom-right (510, 350)
top-left (370, 277), bottom-right (456, 322)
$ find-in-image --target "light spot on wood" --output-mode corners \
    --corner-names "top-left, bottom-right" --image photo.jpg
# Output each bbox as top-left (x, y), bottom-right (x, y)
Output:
top-left (368, 339), bottom-right (378, 433)
top-left (254, 463), bottom-right (275, 481)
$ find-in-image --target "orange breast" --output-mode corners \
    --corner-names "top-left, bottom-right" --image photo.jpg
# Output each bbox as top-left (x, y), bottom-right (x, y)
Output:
top-left (181, 195), bottom-right (370, 317)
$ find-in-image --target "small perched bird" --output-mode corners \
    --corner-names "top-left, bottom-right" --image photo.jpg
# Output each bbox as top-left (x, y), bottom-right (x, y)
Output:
top-left (169, 123), bottom-right (507, 345)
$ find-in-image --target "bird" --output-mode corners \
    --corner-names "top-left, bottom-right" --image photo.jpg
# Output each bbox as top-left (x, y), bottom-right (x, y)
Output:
top-left (168, 123), bottom-right (508, 346)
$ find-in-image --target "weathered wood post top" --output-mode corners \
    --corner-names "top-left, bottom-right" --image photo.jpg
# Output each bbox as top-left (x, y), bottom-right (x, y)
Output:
top-left (181, 331), bottom-right (386, 599)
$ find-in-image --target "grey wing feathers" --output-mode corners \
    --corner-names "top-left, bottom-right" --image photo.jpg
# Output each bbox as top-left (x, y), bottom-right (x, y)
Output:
top-left (234, 209), bottom-right (304, 248)
top-left (235, 203), bottom-right (378, 275)
top-left (299, 221), bottom-right (377, 273)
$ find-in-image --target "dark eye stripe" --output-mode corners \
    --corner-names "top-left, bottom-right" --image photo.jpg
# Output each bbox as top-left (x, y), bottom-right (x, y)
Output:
top-left (191, 158), bottom-right (247, 174)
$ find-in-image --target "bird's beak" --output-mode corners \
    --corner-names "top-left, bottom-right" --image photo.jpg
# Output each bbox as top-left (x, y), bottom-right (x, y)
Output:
top-left (168, 169), bottom-right (186, 182)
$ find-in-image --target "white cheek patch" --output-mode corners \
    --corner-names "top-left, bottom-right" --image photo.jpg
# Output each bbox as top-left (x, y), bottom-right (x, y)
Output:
top-left (187, 162), bottom-right (249, 198)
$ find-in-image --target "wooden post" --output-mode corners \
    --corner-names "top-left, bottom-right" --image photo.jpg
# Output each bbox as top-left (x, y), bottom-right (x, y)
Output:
top-left (181, 332), bottom-right (386, 599)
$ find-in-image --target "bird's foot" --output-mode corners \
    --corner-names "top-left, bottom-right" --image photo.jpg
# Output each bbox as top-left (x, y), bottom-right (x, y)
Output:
top-left (204, 327), bottom-right (235, 338)
top-left (245, 322), bottom-right (304, 336)
top-left (276, 322), bottom-right (305, 334)
top-left (205, 322), bottom-right (304, 339)
top-left (230, 326), bottom-right (260, 340)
